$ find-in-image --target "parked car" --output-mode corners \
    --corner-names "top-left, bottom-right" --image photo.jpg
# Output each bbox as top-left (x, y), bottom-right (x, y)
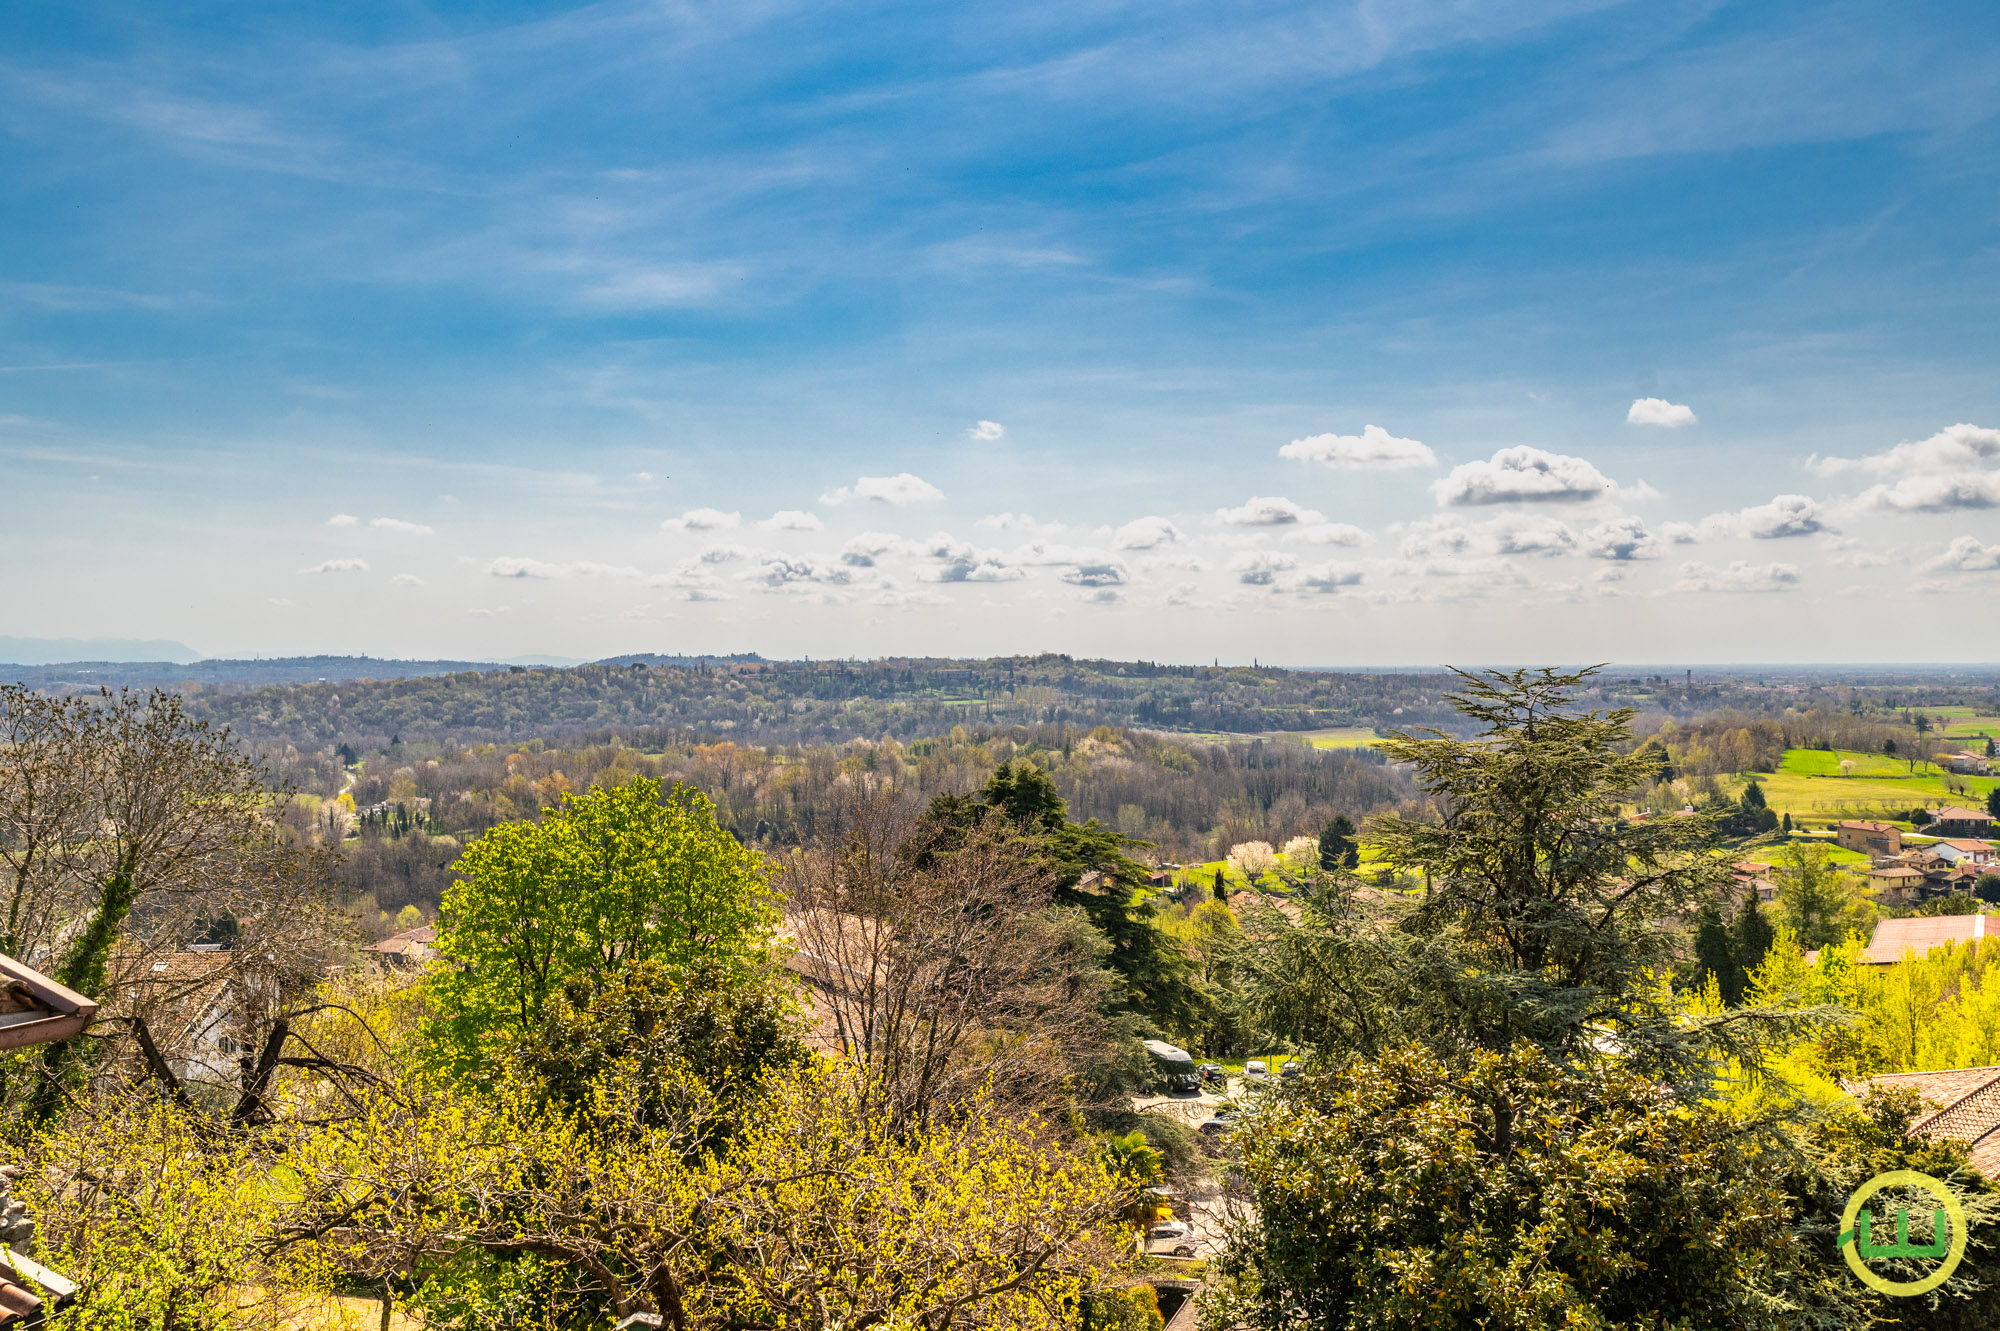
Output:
top-left (1243, 1060), bottom-right (1269, 1080)
top-left (1279, 1062), bottom-right (1302, 1080)
top-left (1146, 1222), bottom-right (1197, 1258)
top-left (1197, 1062), bottom-right (1227, 1087)
top-left (1198, 1113), bottom-right (1237, 1137)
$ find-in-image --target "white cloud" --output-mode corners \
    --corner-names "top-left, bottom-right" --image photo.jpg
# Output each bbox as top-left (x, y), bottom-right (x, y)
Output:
top-left (1278, 424), bottom-right (1435, 470)
top-left (1111, 516), bottom-right (1184, 550)
top-left (1059, 563), bottom-right (1127, 588)
top-left (1810, 423), bottom-right (2000, 476)
top-left (840, 532), bottom-right (915, 567)
top-left (1581, 516), bottom-right (1660, 561)
top-left (1736, 493), bottom-right (1827, 539)
top-left (1852, 473), bottom-right (2000, 513)
top-left (299, 558), bottom-right (368, 574)
top-left (1289, 523), bottom-right (1373, 547)
top-left (758, 510), bottom-right (823, 532)
top-left (1215, 496), bottom-right (1324, 526)
top-left (324, 513), bottom-right (359, 528)
top-left (1627, 398), bottom-right (1698, 427)
top-left (662, 507), bottom-right (742, 532)
top-left (1288, 561), bottom-right (1365, 593)
top-left (1675, 560), bottom-right (1801, 593)
top-left (1230, 551), bottom-right (1299, 585)
top-left (370, 517), bottom-right (434, 535)
top-left (1924, 536), bottom-right (2000, 573)
top-left (699, 544), bottom-right (756, 564)
top-left (756, 555), bottom-right (852, 588)
top-left (1432, 446), bottom-right (1616, 506)
top-left (1400, 514), bottom-right (1576, 559)
top-left (974, 512), bottom-right (1045, 531)
top-left (820, 473), bottom-right (945, 505)
top-left (487, 556), bottom-right (562, 579)
top-left (266, 597), bottom-right (292, 607)
top-left (682, 588), bottom-right (734, 603)
top-left (633, 471), bottom-right (654, 482)
top-left (921, 534), bottom-right (1023, 583)
top-left (390, 573), bottom-right (424, 586)
top-left (968, 420), bottom-right (1006, 441)
top-left (1660, 521), bottom-right (1700, 544)
top-left (467, 605), bottom-right (512, 616)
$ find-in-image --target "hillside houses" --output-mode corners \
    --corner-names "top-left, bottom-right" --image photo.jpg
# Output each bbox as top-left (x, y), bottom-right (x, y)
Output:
top-left (1928, 805), bottom-right (1999, 837)
top-left (1835, 820), bottom-right (1900, 856)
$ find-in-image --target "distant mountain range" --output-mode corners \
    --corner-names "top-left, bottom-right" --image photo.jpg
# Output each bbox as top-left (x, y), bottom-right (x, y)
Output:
top-left (0, 636), bottom-right (203, 665)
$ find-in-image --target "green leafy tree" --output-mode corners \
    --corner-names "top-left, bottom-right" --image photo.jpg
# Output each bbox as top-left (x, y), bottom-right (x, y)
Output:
top-left (1773, 840), bottom-right (1874, 950)
top-left (1208, 1042), bottom-right (1866, 1331)
top-left (924, 762), bottom-right (1205, 1032)
top-left (1987, 786), bottom-right (2000, 820)
top-left (427, 775), bottom-right (777, 1078)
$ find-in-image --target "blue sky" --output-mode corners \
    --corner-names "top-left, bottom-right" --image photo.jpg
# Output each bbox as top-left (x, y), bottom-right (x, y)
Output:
top-left (3, 0), bottom-right (1999, 664)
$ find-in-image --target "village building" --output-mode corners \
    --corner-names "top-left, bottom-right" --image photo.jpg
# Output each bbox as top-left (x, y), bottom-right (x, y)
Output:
top-left (1835, 820), bottom-right (1901, 857)
top-left (1854, 1066), bottom-right (2000, 1179)
top-left (1856, 913), bottom-right (1996, 965)
top-left (1927, 806), bottom-right (1998, 837)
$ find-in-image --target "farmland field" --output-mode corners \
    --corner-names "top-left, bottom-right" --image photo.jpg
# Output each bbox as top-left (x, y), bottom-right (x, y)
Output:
top-left (1296, 727), bottom-right (1382, 749)
top-left (1726, 747), bottom-right (1997, 821)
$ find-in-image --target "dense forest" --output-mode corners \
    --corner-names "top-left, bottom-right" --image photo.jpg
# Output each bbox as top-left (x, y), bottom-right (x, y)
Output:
top-left (99, 655), bottom-right (2000, 751)
top-left (309, 723), bottom-right (1415, 922)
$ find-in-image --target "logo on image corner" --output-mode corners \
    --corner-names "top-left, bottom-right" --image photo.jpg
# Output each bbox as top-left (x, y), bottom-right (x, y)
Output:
top-left (1837, 1170), bottom-right (1968, 1296)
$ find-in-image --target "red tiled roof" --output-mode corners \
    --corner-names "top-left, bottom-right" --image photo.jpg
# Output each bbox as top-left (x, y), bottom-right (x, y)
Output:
top-left (1857, 1065), bottom-right (2000, 1179)
top-left (1860, 914), bottom-right (1992, 964)
top-left (1840, 820), bottom-right (1899, 833)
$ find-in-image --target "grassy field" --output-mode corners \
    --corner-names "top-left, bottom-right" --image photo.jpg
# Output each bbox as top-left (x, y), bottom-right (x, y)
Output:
top-left (1296, 727), bottom-right (1382, 749)
top-left (1726, 748), bottom-right (1997, 821)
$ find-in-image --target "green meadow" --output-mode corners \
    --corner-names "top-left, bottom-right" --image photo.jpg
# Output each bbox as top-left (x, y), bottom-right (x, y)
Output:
top-left (1725, 747), bottom-right (1996, 822)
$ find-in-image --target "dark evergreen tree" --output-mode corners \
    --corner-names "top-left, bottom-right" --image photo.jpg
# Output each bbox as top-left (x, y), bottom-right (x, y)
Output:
top-left (1317, 815), bottom-right (1359, 871)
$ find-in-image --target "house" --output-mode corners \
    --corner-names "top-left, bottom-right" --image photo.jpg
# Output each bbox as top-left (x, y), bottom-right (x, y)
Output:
top-left (118, 951), bottom-right (245, 1086)
top-left (0, 954), bottom-right (92, 1326)
top-left (1730, 861), bottom-right (1778, 903)
top-left (1836, 820), bottom-right (1902, 857)
top-left (1854, 1066), bottom-right (2000, 1179)
top-left (1858, 913), bottom-right (1996, 965)
top-left (1928, 806), bottom-right (1998, 837)
top-left (363, 924), bottom-right (437, 967)
top-left (1934, 839), bottom-right (1999, 869)
top-left (1864, 865), bottom-right (1926, 905)
top-left (1947, 752), bottom-right (1992, 776)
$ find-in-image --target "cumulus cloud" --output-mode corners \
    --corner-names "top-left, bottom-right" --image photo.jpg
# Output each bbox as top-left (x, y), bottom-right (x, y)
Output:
top-left (1060, 564), bottom-right (1127, 588)
top-left (1289, 561), bottom-right (1364, 593)
top-left (1215, 496), bottom-right (1324, 526)
top-left (467, 605), bottom-right (512, 616)
top-left (920, 534), bottom-right (1022, 583)
top-left (1660, 521), bottom-right (1700, 544)
top-left (756, 555), bottom-right (852, 587)
top-left (1399, 514), bottom-right (1576, 560)
top-left (1852, 473), bottom-right (2000, 513)
top-left (370, 517), bottom-right (434, 535)
top-left (698, 544), bottom-right (756, 564)
top-left (1581, 516), bottom-right (1660, 561)
top-left (967, 420), bottom-right (1006, 441)
top-left (1675, 560), bottom-right (1801, 593)
top-left (1627, 398), bottom-right (1697, 427)
top-left (662, 508), bottom-right (742, 532)
top-left (1290, 523), bottom-right (1372, 547)
top-left (840, 532), bottom-right (914, 567)
top-left (1810, 424), bottom-right (2000, 513)
top-left (299, 558), bottom-right (368, 574)
top-left (1278, 424), bottom-right (1435, 470)
top-left (820, 473), bottom-right (945, 505)
top-left (1111, 516), bottom-right (1184, 550)
top-left (758, 510), bottom-right (823, 532)
top-left (1736, 494), bottom-right (1827, 539)
top-left (1229, 551), bottom-right (1298, 585)
top-left (1432, 446), bottom-right (1616, 506)
top-left (390, 573), bottom-right (424, 586)
top-left (1923, 536), bottom-right (2000, 573)
top-left (325, 513), bottom-right (359, 528)
top-left (1810, 423), bottom-right (2000, 476)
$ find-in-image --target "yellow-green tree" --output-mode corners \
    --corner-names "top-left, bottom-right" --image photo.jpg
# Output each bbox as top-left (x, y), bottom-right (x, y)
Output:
top-left (427, 776), bottom-right (776, 1078)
